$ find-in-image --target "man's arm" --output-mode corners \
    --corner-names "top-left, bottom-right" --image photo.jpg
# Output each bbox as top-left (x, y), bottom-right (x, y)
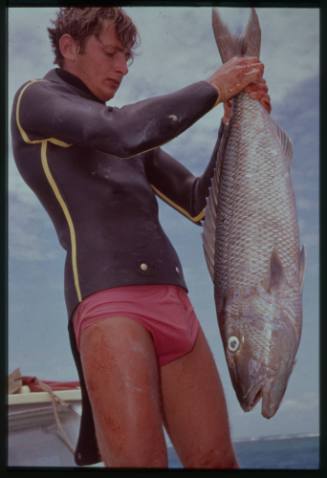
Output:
top-left (15, 79), bottom-right (218, 158)
top-left (144, 122), bottom-right (225, 225)
top-left (144, 76), bottom-right (271, 224)
top-left (15, 56), bottom-right (264, 158)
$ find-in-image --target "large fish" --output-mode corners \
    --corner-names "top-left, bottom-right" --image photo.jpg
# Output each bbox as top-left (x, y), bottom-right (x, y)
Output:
top-left (202, 8), bottom-right (305, 418)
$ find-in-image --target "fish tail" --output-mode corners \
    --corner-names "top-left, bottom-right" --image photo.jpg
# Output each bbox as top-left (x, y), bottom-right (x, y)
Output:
top-left (212, 7), bottom-right (261, 62)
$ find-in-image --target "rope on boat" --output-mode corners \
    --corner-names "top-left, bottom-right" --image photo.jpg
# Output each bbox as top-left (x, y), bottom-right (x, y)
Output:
top-left (36, 378), bottom-right (80, 455)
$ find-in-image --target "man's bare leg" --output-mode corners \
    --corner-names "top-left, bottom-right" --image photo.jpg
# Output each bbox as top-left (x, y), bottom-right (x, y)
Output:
top-left (79, 316), bottom-right (168, 467)
top-left (160, 326), bottom-right (239, 469)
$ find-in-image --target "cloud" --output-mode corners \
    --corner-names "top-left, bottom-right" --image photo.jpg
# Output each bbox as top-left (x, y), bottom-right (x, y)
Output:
top-left (8, 7), bottom-right (319, 179)
top-left (9, 190), bottom-right (61, 262)
top-left (8, 8), bottom-right (57, 96)
top-left (281, 393), bottom-right (319, 413)
top-left (8, 6), bottom-right (319, 104)
top-left (8, 152), bottom-right (41, 208)
top-left (121, 7), bottom-right (319, 107)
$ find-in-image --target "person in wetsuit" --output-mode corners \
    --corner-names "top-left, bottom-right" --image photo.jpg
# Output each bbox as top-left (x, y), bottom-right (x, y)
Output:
top-left (11, 7), bottom-right (271, 468)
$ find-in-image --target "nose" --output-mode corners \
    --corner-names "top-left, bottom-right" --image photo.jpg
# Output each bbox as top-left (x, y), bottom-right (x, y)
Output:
top-left (114, 53), bottom-right (128, 76)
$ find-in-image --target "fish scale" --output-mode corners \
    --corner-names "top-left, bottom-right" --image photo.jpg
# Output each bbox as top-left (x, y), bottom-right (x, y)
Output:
top-left (214, 93), bottom-right (300, 293)
top-left (202, 8), bottom-right (304, 418)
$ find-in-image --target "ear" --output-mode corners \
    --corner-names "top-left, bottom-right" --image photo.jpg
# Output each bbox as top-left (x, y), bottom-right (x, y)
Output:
top-left (59, 33), bottom-right (80, 63)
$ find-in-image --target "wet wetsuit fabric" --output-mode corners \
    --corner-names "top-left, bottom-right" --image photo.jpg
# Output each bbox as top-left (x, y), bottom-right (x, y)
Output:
top-left (11, 67), bottom-right (223, 465)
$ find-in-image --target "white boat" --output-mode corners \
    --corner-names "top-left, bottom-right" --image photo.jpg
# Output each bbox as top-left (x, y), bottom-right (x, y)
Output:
top-left (8, 368), bottom-right (175, 467)
top-left (7, 369), bottom-right (104, 467)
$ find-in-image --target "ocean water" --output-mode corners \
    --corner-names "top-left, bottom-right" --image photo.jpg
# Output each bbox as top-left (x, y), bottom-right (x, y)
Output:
top-left (167, 436), bottom-right (319, 469)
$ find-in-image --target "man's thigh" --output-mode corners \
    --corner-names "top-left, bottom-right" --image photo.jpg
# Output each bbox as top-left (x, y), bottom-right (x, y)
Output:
top-left (79, 316), bottom-right (167, 467)
top-left (160, 326), bottom-right (239, 469)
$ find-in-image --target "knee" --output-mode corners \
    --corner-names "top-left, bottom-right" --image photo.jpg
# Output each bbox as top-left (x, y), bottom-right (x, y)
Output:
top-left (184, 447), bottom-right (239, 469)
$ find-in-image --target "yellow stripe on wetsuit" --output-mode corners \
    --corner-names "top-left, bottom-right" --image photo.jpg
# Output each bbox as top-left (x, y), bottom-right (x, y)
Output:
top-left (151, 185), bottom-right (205, 223)
top-left (16, 80), bottom-right (72, 148)
top-left (16, 80), bottom-right (82, 303)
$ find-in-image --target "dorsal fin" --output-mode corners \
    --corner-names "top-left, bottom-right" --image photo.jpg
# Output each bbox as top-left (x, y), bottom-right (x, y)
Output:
top-left (279, 127), bottom-right (293, 162)
top-left (202, 124), bottom-right (231, 281)
top-left (269, 118), bottom-right (293, 162)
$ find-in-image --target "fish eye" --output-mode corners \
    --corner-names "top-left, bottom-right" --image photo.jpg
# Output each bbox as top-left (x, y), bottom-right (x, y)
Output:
top-left (227, 336), bottom-right (240, 353)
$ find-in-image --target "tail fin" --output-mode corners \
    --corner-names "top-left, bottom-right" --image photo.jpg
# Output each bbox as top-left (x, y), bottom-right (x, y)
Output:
top-left (243, 8), bottom-right (261, 57)
top-left (212, 8), bottom-right (261, 63)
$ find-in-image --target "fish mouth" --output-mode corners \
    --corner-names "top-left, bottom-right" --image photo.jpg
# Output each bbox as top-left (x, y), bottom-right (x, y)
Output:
top-left (241, 381), bottom-right (264, 412)
top-left (261, 379), bottom-right (285, 419)
top-left (241, 380), bottom-right (284, 418)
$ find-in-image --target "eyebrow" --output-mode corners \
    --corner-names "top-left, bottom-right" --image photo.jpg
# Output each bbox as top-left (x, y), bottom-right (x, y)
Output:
top-left (97, 38), bottom-right (126, 53)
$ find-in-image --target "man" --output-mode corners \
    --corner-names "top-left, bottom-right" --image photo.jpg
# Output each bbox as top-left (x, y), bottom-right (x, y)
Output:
top-left (11, 7), bottom-right (270, 468)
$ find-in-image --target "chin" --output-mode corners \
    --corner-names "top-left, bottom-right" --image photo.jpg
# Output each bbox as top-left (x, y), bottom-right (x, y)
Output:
top-left (91, 85), bottom-right (115, 102)
top-left (102, 89), bottom-right (116, 102)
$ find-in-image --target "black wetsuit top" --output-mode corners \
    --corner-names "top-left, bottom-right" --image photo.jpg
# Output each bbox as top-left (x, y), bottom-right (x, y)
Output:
top-left (11, 68), bottom-right (223, 465)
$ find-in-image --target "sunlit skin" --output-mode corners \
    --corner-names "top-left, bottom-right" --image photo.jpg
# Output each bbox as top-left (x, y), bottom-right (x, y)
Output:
top-left (59, 21), bottom-right (130, 102)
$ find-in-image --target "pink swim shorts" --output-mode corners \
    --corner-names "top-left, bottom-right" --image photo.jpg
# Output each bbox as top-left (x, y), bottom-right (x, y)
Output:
top-left (72, 284), bottom-right (200, 366)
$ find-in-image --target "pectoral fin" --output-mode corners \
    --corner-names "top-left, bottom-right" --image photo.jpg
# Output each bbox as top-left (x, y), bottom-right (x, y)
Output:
top-left (264, 250), bottom-right (285, 293)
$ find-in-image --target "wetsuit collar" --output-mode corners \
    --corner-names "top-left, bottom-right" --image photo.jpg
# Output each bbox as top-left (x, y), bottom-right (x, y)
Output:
top-left (45, 68), bottom-right (105, 104)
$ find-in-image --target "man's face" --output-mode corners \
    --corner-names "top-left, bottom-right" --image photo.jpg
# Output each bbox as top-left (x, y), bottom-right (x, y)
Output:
top-left (71, 21), bottom-right (130, 102)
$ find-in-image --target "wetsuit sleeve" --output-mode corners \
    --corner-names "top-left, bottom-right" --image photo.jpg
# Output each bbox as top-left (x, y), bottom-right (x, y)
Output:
top-left (16, 79), bottom-right (219, 158)
top-left (144, 121), bottom-right (225, 225)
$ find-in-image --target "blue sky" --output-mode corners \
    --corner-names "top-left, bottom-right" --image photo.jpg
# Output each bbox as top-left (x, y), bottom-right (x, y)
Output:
top-left (8, 7), bottom-right (319, 441)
